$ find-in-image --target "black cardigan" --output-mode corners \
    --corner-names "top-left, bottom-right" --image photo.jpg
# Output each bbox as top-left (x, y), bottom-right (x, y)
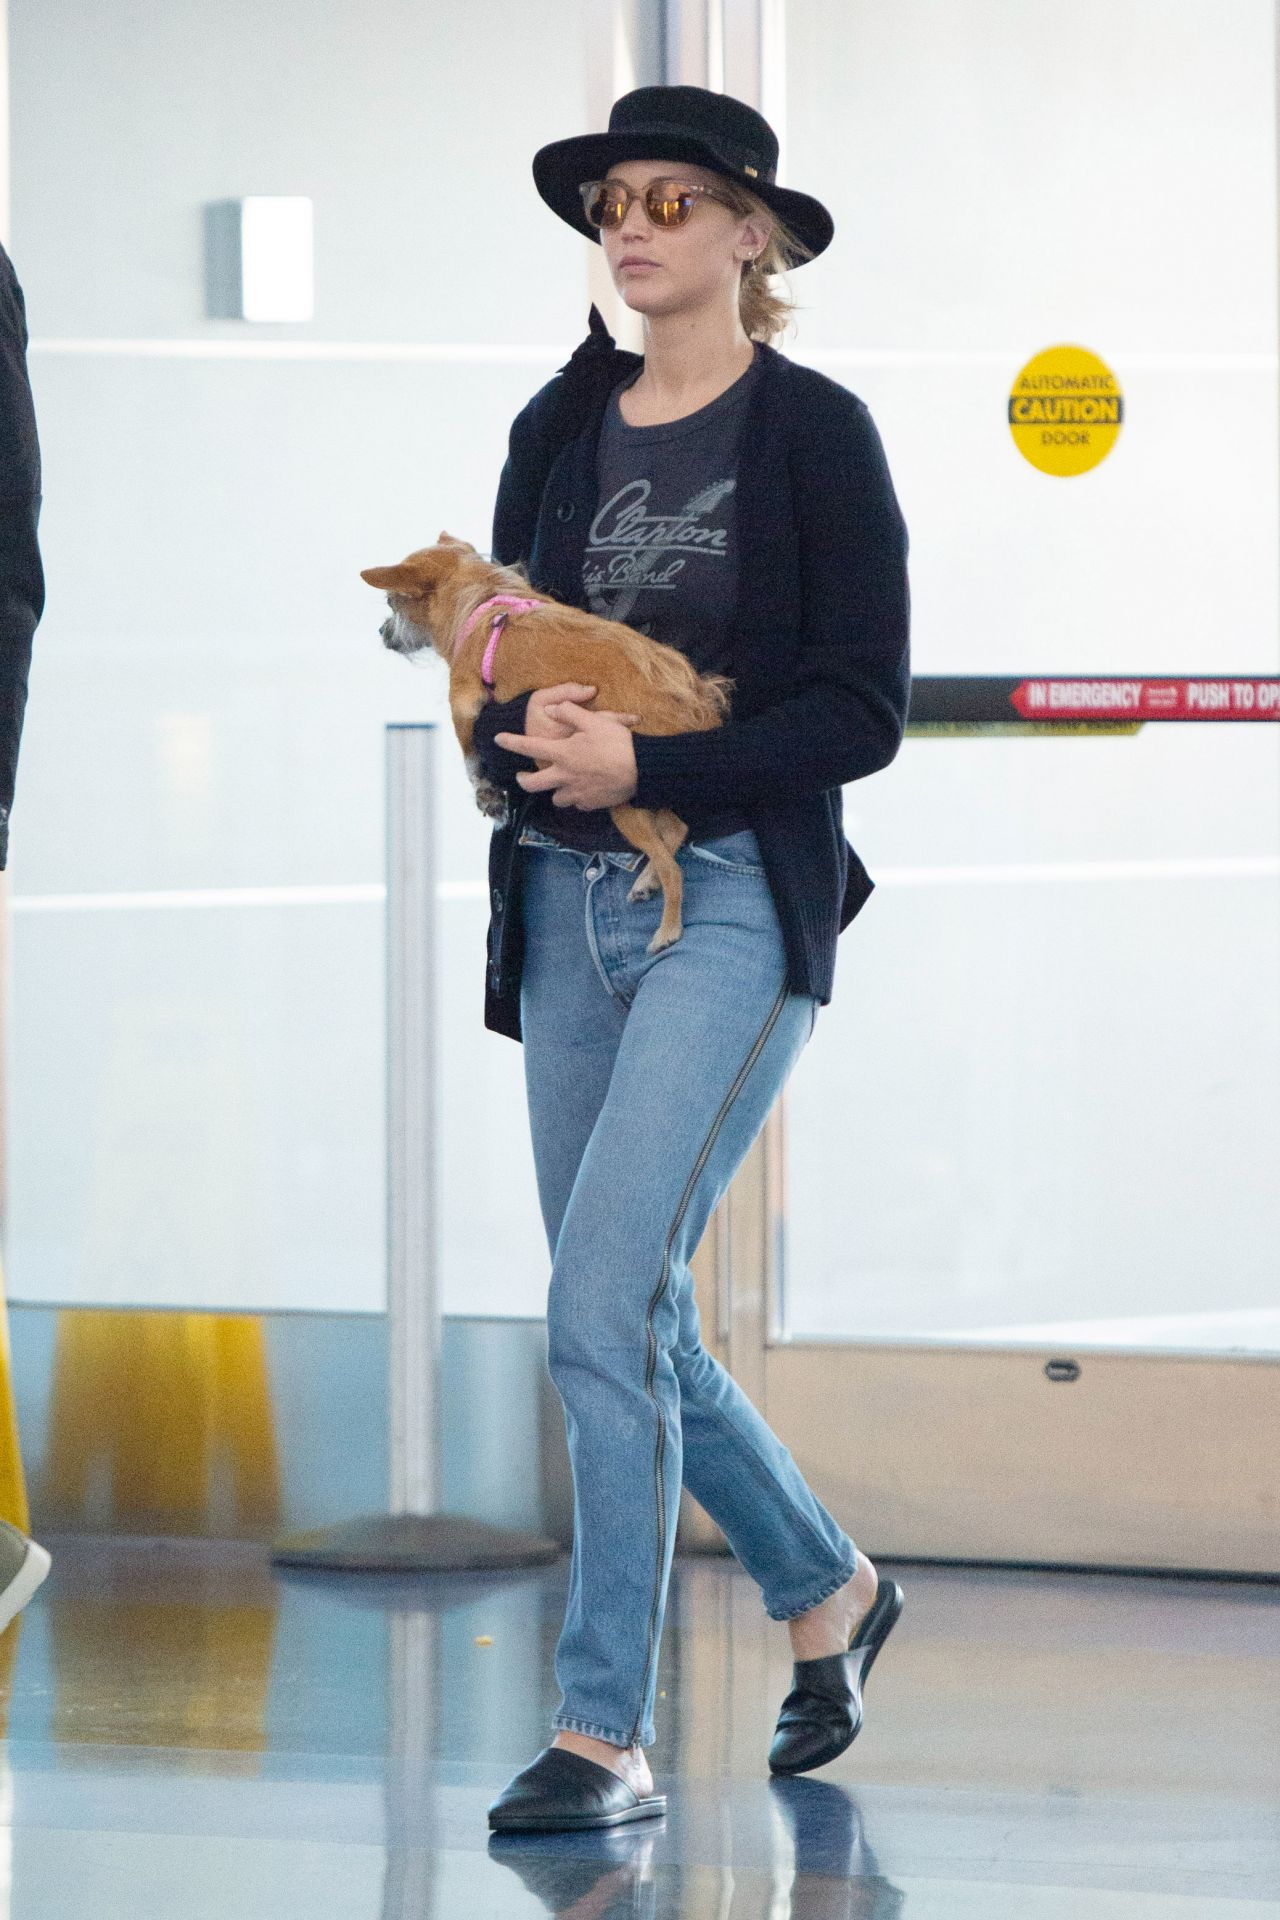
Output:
top-left (473, 306), bottom-right (911, 1043)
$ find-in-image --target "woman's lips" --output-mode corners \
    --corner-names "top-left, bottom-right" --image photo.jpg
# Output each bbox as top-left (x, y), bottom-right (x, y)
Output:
top-left (621, 261), bottom-right (659, 271)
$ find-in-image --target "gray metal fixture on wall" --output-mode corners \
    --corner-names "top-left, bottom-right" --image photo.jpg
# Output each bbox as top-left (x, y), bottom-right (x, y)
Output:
top-left (203, 196), bottom-right (314, 321)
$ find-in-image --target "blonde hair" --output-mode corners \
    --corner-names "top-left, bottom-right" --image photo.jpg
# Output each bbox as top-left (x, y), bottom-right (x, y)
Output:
top-left (712, 178), bottom-right (819, 345)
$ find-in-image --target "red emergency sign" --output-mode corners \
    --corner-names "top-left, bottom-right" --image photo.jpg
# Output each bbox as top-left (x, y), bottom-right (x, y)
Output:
top-left (1009, 678), bottom-right (1280, 721)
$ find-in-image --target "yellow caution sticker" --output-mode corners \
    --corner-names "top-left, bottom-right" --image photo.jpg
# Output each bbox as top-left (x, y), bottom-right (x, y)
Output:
top-left (1009, 345), bottom-right (1122, 475)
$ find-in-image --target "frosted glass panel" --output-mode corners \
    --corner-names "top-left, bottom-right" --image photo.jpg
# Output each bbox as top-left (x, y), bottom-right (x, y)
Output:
top-left (781, 0), bottom-right (1280, 1352)
top-left (7, 612), bottom-right (550, 1317)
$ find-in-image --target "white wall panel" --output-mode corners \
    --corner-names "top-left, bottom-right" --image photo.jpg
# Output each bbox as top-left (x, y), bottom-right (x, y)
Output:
top-left (5, 0), bottom-right (604, 1313)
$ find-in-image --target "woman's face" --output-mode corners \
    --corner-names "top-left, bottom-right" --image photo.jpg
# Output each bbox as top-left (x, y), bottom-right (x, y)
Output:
top-left (594, 157), bottom-right (771, 320)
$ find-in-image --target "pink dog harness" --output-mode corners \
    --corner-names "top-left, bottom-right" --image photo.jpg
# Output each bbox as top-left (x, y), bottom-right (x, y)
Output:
top-left (455, 593), bottom-right (547, 691)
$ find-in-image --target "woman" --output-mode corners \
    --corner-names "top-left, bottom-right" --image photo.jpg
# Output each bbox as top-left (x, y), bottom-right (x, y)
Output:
top-left (476, 85), bottom-right (910, 1834)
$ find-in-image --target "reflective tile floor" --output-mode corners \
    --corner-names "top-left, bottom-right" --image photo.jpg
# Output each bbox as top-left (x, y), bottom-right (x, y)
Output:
top-left (0, 1536), bottom-right (1276, 1917)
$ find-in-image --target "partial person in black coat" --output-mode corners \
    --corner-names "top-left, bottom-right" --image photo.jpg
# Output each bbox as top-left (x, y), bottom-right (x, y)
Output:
top-left (0, 235), bottom-right (52, 1626)
top-left (0, 238), bottom-right (43, 871)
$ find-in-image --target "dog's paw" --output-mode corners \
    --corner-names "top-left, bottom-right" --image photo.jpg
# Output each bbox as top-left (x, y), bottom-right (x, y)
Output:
top-left (627, 860), bottom-right (661, 902)
top-left (473, 780), bottom-right (510, 824)
top-left (646, 923), bottom-right (683, 952)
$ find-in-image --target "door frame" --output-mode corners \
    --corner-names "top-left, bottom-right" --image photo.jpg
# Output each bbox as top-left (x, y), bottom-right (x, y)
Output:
top-left (679, 1097), bottom-right (1279, 1575)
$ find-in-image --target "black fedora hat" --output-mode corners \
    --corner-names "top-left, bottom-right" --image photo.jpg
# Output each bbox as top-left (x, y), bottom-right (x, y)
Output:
top-left (532, 84), bottom-right (834, 266)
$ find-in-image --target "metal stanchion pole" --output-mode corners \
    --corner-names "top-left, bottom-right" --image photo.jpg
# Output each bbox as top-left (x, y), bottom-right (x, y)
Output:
top-left (272, 723), bottom-right (559, 1569)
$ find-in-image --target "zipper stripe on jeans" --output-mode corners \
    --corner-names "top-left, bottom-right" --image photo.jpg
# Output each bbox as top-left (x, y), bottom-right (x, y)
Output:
top-left (629, 975), bottom-right (792, 1745)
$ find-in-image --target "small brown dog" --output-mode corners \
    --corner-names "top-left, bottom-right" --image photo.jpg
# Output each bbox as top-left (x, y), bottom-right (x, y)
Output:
top-left (361, 532), bottom-right (733, 951)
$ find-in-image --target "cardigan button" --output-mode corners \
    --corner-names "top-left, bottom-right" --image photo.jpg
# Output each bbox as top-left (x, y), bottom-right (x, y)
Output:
top-left (556, 501), bottom-right (575, 521)
top-left (491, 886), bottom-right (504, 912)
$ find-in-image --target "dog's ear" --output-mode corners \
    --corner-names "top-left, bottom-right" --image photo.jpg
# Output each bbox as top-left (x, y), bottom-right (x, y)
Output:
top-left (360, 565), bottom-right (413, 590)
top-left (436, 530), bottom-right (475, 550)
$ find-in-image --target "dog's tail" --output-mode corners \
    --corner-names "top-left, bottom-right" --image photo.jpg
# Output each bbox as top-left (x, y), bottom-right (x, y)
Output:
top-left (695, 671), bottom-right (735, 725)
top-left (646, 667), bottom-right (734, 731)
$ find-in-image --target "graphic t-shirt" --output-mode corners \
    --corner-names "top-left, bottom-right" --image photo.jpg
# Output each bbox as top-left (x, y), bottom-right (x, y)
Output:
top-left (521, 344), bottom-right (762, 852)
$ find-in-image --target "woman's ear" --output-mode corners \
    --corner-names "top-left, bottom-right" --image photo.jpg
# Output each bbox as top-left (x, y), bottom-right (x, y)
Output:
top-left (740, 211), bottom-right (771, 261)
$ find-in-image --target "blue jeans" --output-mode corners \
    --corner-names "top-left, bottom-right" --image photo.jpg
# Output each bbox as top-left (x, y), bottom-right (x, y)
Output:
top-left (517, 819), bottom-right (860, 1751)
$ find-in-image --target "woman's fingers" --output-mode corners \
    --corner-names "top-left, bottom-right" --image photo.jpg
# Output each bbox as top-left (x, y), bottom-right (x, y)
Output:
top-left (545, 705), bottom-right (641, 725)
top-left (533, 686), bottom-right (642, 725)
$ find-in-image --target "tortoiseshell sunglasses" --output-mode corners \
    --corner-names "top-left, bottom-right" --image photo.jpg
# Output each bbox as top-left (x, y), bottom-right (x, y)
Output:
top-left (579, 176), bottom-right (743, 230)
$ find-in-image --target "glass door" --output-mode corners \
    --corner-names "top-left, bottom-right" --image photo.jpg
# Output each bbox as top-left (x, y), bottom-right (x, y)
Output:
top-left (684, 0), bottom-right (1280, 1572)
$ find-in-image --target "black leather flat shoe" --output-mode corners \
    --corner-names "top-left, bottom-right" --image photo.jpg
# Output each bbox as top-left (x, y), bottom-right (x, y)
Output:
top-left (487, 1745), bottom-right (667, 1831)
top-left (768, 1573), bottom-right (905, 1775)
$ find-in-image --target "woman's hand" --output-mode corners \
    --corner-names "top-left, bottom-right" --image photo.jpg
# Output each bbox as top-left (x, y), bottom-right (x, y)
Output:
top-left (497, 684), bottom-right (641, 810)
top-left (522, 683), bottom-right (600, 741)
